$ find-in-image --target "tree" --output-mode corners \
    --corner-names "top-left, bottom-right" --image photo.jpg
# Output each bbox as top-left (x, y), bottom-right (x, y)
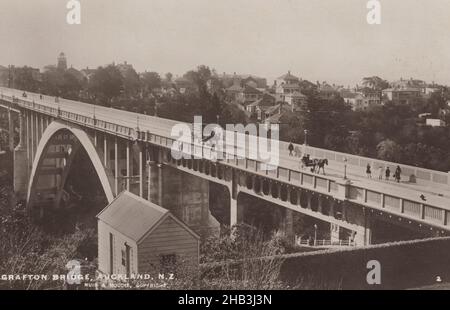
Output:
top-left (184, 65), bottom-right (212, 95)
top-left (121, 66), bottom-right (141, 98)
top-left (41, 66), bottom-right (82, 99)
top-left (88, 65), bottom-right (124, 105)
top-left (141, 71), bottom-right (162, 96)
top-left (362, 76), bottom-right (389, 90)
top-left (376, 139), bottom-right (402, 162)
top-left (12, 66), bottom-right (40, 92)
top-left (296, 93), bottom-right (351, 148)
top-left (165, 72), bottom-right (173, 82)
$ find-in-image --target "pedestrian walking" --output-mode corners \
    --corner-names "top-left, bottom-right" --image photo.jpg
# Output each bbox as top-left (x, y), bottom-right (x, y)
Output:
top-left (385, 167), bottom-right (391, 181)
top-left (395, 165), bottom-right (402, 183)
top-left (366, 164), bottom-right (372, 178)
top-left (378, 166), bottom-right (384, 180)
top-left (288, 142), bottom-right (294, 156)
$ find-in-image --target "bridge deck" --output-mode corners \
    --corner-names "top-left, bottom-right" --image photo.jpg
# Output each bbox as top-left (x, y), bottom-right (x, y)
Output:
top-left (1, 87), bottom-right (450, 216)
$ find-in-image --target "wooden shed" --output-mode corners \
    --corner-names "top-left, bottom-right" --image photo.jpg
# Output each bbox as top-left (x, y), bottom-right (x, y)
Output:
top-left (97, 191), bottom-right (200, 276)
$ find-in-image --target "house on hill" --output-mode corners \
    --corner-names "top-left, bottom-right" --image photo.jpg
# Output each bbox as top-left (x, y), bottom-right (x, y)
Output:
top-left (97, 191), bottom-right (200, 276)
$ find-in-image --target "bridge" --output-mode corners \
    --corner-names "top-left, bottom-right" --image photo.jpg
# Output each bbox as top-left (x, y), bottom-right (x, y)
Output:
top-left (1, 86), bottom-right (450, 245)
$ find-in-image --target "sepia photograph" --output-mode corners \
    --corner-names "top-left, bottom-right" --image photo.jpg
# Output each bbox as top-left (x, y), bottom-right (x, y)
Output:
top-left (1, 0), bottom-right (450, 300)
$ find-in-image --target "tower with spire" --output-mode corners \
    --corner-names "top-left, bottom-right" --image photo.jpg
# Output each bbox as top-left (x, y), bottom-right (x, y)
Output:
top-left (57, 52), bottom-right (67, 71)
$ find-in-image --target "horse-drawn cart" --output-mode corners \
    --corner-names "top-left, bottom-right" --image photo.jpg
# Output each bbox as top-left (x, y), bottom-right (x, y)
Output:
top-left (301, 155), bottom-right (328, 175)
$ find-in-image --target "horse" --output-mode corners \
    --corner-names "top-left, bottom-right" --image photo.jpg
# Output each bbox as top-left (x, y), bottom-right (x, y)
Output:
top-left (311, 158), bottom-right (328, 175)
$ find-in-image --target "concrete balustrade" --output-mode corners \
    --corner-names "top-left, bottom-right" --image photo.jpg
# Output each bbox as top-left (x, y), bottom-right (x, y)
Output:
top-left (1, 87), bottom-right (450, 243)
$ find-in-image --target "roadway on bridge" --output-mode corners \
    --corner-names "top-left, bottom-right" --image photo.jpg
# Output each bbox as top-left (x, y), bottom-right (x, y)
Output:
top-left (2, 87), bottom-right (450, 210)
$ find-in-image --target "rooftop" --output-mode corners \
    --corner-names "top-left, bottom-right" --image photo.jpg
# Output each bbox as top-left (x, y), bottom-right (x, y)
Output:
top-left (277, 71), bottom-right (299, 81)
top-left (97, 191), bottom-right (199, 243)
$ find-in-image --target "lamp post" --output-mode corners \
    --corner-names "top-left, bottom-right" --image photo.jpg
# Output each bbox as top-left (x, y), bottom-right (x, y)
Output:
top-left (93, 104), bottom-right (97, 126)
top-left (314, 224), bottom-right (318, 246)
top-left (343, 157), bottom-right (348, 180)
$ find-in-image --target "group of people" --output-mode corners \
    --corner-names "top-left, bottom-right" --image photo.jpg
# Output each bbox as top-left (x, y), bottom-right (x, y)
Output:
top-left (366, 164), bottom-right (402, 183)
top-left (288, 142), bottom-right (404, 183)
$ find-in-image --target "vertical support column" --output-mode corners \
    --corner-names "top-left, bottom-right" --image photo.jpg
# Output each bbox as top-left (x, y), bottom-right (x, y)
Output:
top-left (230, 196), bottom-right (244, 228)
top-left (329, 199), bottom-right (335, 218)
top-left (94, 131), bottom-right (97, 147)
top-left (363, 208), bottom-right (372, 246)
top-left (342, 202), bottom-right (347, 222)
top-left (126, 141), bottom-right (130, 191)
top-left (147, 160), bottom-right (153, 201)
top-left (13, 112), bottom-right (29, 200)
top-left (114, 138), bottom-right (118, 196)
top-left (103, 135), bottom-right (108, 167)
top-left (26, 111), bottom-right (30, 162)
top-left (139, 147), bottom-right (143, 197)
top-left (16, 111), bottom-right (25, 150)
top-left (30, 111), bottom-right (34, 163)
top-left (40, 115), bottom-right (44, 137)
top-left (284, 208), bottom-right (295, 244)
top-left (157, 149), bottom-right (163, 206)
top-left (330, 223), bottom-right (340, 243)
top-left (317, 195), bottom-right (323, 213)
top-left (8, 109), bottom-right (14, 151)
top-left (307, 193), bottom-right (312, 210)
top-left (34, 113), bottom-right (39, 155)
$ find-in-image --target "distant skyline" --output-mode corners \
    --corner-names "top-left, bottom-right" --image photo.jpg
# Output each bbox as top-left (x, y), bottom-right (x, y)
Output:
top-left (1, 0), bottom-right (450, 86)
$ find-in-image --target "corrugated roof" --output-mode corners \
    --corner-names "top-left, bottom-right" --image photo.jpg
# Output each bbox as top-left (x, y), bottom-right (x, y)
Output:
top-left (97, 191), bottom-right (169, 242)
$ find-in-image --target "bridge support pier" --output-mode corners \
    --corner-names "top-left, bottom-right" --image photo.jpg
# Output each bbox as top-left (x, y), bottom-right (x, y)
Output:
top-left (342, 202), bottom-right (372, 246)
top-left (13, 112), bottom-right (29, 201)
top-left (281, 208), bottom-right (295, 244)
top-left (230, 197), bottom-right (244, 228)
top-left (149, 151), bottom-right (219, 238)
top-left (8, 109), bottom-right (14, 151)
top-left (330, 223), bottom-right (341, 243)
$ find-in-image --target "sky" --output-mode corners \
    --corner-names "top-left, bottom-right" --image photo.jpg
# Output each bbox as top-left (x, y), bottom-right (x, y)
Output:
top-left (1, 0), bottom-right (450, 86)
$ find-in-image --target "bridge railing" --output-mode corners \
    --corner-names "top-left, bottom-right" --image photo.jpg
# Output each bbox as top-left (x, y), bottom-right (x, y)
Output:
top-left (2, 89), bottom-right (450, 231)
top-left (6, 95), bottom-right (138, 141)
top-left (278, 140), bottom-right (450, 189)
top-left (141, 128), bottom-right (450, 230)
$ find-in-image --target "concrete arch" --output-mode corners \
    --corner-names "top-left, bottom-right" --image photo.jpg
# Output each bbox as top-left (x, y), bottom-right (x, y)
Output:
top-left (27, 121), bottom-right (114, 209)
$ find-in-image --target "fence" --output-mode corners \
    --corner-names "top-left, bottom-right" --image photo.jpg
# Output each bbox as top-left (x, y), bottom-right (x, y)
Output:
top-left (296, 236), bottom-right (355, 247)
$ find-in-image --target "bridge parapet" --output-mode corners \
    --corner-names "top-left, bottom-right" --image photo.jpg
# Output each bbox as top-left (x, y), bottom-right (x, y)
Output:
top-left (279, 140), bottom-right (450, 190)
top-left (1, 87), bottom-right (449, 232)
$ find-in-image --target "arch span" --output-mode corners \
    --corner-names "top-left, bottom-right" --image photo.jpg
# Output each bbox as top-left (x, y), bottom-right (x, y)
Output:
top-left (27, 121), bottom-right (114, 209)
